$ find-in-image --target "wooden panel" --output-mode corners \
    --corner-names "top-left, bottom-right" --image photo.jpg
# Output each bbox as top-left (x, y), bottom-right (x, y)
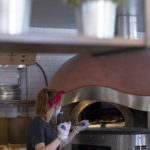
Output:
top-left (0, 53), bottom-right (36, 65)
top-left (8, 117), bottom-right (32, 144)
top-left (0, 117), bottom-right (32, 144)
top-left (0, 118), bottom-right (8, 144)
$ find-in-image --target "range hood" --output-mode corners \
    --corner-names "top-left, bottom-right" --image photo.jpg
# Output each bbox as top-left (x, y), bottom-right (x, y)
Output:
top-left (49, 50), bottom-right (150, 111)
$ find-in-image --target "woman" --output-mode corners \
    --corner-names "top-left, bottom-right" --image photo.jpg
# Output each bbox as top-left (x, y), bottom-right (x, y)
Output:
top-left (27, 88), bottom-right (89, 150)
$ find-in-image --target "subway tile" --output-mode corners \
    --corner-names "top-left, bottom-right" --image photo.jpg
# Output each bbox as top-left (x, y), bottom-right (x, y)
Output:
top-left (36, 54), bottom-right (50, 61)
top-left (27, 66), bottom-right (41, 72)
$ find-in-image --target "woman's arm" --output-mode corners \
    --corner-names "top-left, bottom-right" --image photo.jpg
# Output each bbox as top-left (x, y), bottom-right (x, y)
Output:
top-left (60, 120), bottom-right (90, 148)
top-left (35, 137), bottom-right (61, 150)
top-left (60, 129), bottom-right (77, 148)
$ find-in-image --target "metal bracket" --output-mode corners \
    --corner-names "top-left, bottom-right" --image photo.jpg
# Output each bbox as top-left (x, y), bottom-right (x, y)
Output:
top-left (145, 0), bottom-right (150, 47)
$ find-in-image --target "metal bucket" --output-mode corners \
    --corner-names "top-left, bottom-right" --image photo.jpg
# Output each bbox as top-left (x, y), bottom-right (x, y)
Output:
top-left (0, 85), bottom-right (21, 101)
top-left (0, 0), bottom-right (32, 35)
top-left (116, 0), bottom-right (145, 39)
top-left (75, 0), bottom-right (117, 38)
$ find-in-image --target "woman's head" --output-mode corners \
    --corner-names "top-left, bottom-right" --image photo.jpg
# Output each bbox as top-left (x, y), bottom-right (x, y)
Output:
top-left (36, 88), bottom-right (61, 120)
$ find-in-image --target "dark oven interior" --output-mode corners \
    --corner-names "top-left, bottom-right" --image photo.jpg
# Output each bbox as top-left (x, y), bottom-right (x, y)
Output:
top-left (78, 102), bottom-right (125, 128)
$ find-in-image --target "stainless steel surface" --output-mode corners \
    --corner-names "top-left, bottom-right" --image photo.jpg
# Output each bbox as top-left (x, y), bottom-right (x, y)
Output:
top-left (0, 82), bottom-right (21, 101)
top-left (148, 112), bottom-right (150, 128)
top-left (117, 0), bottom-right (144, 16)
top-left (145, 0), bottom-right (150, 47)
top-left (0, 85), bottom-right (21, 101)
top-left (116, 0), bottom-right (145, 39)
top-left (0, 66), bottom-right (22, 101)
top-left (61, 86), bottom-right (150, 112)
top-left (76, 0), bottom-right (117, 38)
top-left (0, 33), bottom-right (145, 53)
top-left (0, 0), bottom-right (32, 35)
top-left (0, 88), bottom-right (20, 100)
top-left (64, 131), bottom-right (150, 150)
top-left (116, 15), bottom-right (143, 39)
top-left (0, 85), bottom-right (20, 90)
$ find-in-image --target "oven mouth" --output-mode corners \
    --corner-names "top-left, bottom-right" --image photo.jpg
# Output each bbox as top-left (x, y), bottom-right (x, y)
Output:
top-left (79, 102), bottom-right (125, 128)
top-left (71, 100), bottom-right (134, 129)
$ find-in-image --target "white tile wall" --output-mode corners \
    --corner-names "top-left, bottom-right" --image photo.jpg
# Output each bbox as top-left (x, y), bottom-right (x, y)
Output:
top-left (23, 53), bottom-right (76, 101)
top-left (0, 53), bottom-right (76, 117)
top-left (0, 70), bottom-right (19, 85)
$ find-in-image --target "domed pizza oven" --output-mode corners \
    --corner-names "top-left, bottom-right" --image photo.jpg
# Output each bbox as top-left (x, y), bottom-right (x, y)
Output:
top-left (49, 53), bottom-right (150, 150)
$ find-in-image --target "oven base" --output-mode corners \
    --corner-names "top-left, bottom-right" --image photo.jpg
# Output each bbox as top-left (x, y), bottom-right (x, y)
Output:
top-left (64, 130), bottom-right (150, 150)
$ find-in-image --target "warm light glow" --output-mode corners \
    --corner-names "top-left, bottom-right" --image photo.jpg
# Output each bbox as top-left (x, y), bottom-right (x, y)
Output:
top-left (88, 124), bottom-right (101, 128)
top-left (105, 122), bottom-right (125, 128)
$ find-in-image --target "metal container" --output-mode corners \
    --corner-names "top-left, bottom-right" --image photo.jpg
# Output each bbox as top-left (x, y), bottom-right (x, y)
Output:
top-left (0, 85), bottom-right (21, 101)
top-left (0, 0), bottom-right (32, 35)
top-left (75, 0), bottom-right (117, 38)
top-left (116, 0), bottom-right (145, 39)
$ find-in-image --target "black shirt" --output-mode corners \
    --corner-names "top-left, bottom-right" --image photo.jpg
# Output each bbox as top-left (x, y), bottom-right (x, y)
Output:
top-left (27, 117), bottom-right (60, 150)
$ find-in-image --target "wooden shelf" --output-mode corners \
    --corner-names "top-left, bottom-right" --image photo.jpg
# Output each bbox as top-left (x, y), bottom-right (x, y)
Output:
top-left (0, 32), bottom-right (146, 54)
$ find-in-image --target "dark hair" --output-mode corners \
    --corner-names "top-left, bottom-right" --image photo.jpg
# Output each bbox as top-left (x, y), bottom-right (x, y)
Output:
top-left (35, 88), bottom-right (58, 120)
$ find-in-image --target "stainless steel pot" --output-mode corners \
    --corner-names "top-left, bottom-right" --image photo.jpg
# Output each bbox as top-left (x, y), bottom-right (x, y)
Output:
top-left (75, 0), bottom-right (117, 38)
top-left (0, 85), bottom-right (21, 101)
top-left (116, 0), bottom-right (145, 39)
top-left (0, 85), bottom-right (19, 90)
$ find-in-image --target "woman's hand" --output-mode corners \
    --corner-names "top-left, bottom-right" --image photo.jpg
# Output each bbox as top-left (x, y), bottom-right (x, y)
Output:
top-left (73, 120), bottom-right (90, 134)
top-left (60, 120), bottom-right (89, 148)
top-left (57, 122), bottom-right (71, 142)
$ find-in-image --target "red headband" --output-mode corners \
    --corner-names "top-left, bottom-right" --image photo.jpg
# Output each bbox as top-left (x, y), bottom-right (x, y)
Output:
top-left (48, 91), bottom-right (66, 107)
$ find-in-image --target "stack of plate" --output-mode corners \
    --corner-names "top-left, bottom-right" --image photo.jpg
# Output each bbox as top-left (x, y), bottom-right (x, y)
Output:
top-left (0, 85), bottom-right (21, 101)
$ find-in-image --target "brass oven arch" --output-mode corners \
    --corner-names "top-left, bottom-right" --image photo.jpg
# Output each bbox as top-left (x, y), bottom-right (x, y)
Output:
top-left (71, 100), bottom-right (134, 127)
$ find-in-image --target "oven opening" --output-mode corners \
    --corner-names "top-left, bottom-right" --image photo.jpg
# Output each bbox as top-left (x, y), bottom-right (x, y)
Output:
top-left (72, 144), bottom-right (111, 150)
top-left (79, 102), bottom-right (125, 128)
